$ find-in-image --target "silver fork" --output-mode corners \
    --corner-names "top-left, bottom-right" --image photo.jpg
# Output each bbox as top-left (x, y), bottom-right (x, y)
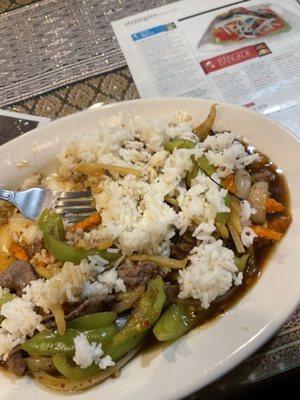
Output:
top-left (0, 188), bottom-right (96, 223)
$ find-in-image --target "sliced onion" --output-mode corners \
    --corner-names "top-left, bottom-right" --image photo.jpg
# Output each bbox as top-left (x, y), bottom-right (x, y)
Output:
top-left (215, 222), bottom-right (229, 240)
top-left (50, 303), bottom-right (66, 335)
top-left (27, 357), bottom-right (57, 373)
top-left (76, 163), bottom-right (142, 178)
top-left (128, 254), bottom-right (187, 269)
top-left (234, 170), bottom-right (251, 199)
top-left (112, 285), bottom-right (145, 313)
top-left (229, 196), bottom-right (241, 217)
top-left (32, 346), bottom-right (141, 392)
top-left (247, 181), bottom-right (268, 224)
top-left (229, 208), bottom-right (242, 235)
top-left (227, 219), bottom-right (245, 254)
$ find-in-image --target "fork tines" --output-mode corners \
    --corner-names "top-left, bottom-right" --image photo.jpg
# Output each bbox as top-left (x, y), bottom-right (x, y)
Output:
top-left (54, 190), bottom-right (97, 222)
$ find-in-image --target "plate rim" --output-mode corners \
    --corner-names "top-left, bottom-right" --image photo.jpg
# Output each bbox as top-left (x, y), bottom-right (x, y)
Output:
top-left (1, 98), bottom-right (299, 154)
top-left (0, 97), bottom-right (299, 399)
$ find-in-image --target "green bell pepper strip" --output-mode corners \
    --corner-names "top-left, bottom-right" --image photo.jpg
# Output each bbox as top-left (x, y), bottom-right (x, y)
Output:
top-left (32, 279), bottom-right (165, 382)
top-left (114, 276), bottom-right (166, 336)
top-left (104, 331), bottom-right (147, 362)
top-left (215, 209), bottom-right (230, 226)
top-left (52, 355), bottom-right (101, 380)
top-left (26, 277), bottom-right (166, 381)
top-left (67, 312), bottom-right (118, 330)
top-left (32, 346), bottom-right (141, 392)
top-left (186, 155), bottom-right (199, 188)
top-left (215, 212), bottom-right (229, 226)
top-left (22, 325), bottom-right (119, 357)
top-left (0, 291), bottom-right (15, 323)
top-left (38, 209), bottom-right (121, 264)
top-left (234, 254), bottom-right (249, 272)
top-left (153, 302), bottom-right (208, 342)
top-left (215, 220), bottom-right (229, 240)
top-left (215, 194), bottom-right (231, 239)
top-left (197, 155), bottom-right (216, 177)
top-left (164, 139), bottom-right (195, 153)
top-left (0, 291), bottom-right (14, 308)
top-left (216, 194), bottom-right (230, 214)
top-left (104, 276), bottom-right (166, 361)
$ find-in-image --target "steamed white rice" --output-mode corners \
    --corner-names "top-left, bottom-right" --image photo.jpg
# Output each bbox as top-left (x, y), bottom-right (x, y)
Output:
top-left (73, 332), bottom-right (115, 370)
top-left (59, 118), bottom-right (256, 257)
top-left (178, 240), bottom-right (242, 309)
top-left (0, 112), bottom-right (258, 361)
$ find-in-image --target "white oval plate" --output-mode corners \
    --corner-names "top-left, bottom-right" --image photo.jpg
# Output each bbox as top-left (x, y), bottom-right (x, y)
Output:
top-left (0, 98), bottom-right (299, 400)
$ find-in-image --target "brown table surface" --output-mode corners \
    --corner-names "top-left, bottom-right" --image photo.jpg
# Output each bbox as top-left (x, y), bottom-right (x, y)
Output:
top-left (1, 1), bottom-right (299, 399)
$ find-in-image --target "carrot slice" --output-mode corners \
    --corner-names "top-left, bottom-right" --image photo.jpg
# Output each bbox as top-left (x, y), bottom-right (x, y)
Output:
top-left (265, 198), bottom-right (285, 214)
top-left (10, 243), bottom-right (29, 261)
top-left (252, 225), bottom-right (283, 241)
top-left (69, 213), bottom-right (101, 233)
top-left (224, 174), bottom-right (236, 193)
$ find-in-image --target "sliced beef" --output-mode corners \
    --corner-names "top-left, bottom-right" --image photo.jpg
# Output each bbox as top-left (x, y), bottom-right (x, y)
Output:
top-left (5, 345), bottom-right (27, 376)
top-left (65, 295), bottom-right (104, 321)
top-left (117, 261), bottom-right (158, 290)
top-left (43, 295), bottom-right (104, 328)
top-left (0, 260), bottom-right (37, 296)
top-left (170, 230), bottom-right (197, 260)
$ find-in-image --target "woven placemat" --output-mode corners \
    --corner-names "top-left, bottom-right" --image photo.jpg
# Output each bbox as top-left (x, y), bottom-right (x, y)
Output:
top-left (0, 0), bottom-right (175, 107)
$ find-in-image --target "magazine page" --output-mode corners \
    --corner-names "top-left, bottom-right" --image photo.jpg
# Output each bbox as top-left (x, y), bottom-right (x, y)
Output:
top-left (112, 0), bottom-right (300, 136)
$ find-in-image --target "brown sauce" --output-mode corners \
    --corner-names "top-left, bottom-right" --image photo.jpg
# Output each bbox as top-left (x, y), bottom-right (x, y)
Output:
top-left (195, 156), bottom-right (290, 327)
top-left (144, 151), bottom-right (291, 355)
top-left (0, 145), bottom-right (292, 379)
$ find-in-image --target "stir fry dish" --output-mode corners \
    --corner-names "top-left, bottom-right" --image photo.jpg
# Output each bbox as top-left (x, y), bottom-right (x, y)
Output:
top-left (198, 5), bottom-right (291, 47)
top-left (0, 106), bottom-right (291, 392)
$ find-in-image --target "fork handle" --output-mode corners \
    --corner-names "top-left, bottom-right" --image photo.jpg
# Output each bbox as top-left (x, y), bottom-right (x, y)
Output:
top-left (0, 189), bottom-right (15, 202)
